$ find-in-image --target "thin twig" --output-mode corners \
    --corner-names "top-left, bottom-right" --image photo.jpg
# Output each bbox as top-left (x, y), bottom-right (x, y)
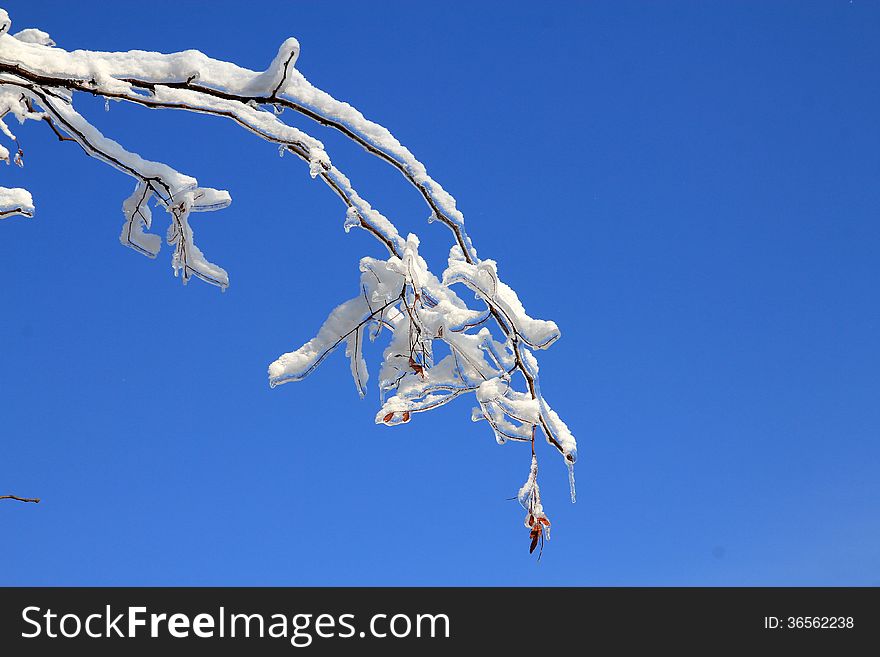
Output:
top-left (0, 495), bottom-right (41, 504)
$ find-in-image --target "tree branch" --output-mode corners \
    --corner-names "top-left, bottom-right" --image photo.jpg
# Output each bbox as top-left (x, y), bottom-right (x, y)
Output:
top-left (0, 495), bottom-right (40, 504)
top-left (0, 14), bottom-right (577, 538)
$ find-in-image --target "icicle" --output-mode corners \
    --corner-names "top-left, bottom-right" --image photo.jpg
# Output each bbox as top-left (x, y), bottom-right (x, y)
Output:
top-left (567, 460), bottom-right (576, 503)
top-left (343, 206), bottom-right (360, 233)
top-left (104, 98), bottom-right (109, 112)
top-left (278, 144), bottom-right (285, 158)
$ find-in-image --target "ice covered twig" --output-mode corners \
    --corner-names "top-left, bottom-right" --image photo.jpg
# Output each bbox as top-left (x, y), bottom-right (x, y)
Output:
top-left (518, 453), bottom-right (550, 557)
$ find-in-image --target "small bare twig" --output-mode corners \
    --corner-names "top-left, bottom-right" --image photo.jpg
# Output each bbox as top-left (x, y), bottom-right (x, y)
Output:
top-left (0, 495), bottom-right (41, 504)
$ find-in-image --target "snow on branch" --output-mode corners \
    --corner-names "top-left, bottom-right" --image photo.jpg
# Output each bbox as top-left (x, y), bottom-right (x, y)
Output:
top-left (0, 8), bottom-right (576, 552)
top-left (0, 185), bottom-right (32, 218)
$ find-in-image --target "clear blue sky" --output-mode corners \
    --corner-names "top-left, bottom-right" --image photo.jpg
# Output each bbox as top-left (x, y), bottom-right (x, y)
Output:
top-left (1, 1), bottom-right (878, 585)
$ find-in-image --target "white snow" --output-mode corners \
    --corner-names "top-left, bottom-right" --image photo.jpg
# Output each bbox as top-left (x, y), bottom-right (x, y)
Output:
top-left (0, 186), bottom-right (33, 217)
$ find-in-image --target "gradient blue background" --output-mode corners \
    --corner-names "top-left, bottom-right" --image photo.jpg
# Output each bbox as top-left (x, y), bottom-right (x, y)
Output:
top-left (1, 1), bottom-right (878, 585)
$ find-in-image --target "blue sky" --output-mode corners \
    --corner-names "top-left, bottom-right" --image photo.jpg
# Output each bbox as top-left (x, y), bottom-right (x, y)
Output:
top-left (1, 1), bottom-right (878, 585)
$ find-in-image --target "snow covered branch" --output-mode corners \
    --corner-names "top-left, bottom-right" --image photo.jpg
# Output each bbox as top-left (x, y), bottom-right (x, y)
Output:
top-left (0, 8), bottom-right (576, 552)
